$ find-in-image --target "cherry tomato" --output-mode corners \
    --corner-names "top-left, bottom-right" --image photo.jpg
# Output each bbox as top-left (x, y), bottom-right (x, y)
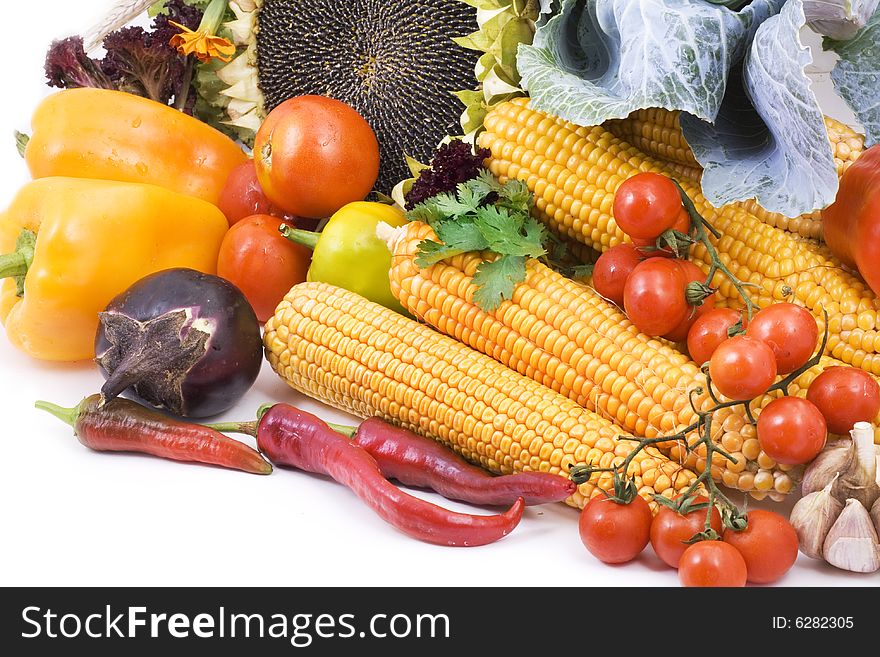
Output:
top-left (756, 396), bottom-right (827, 465)
top-left (746, 303), bottom-right (818, 374)
top-left (578, 494), bottom-right (653, 564)
top-left (592, 244), bottom-right (643, 307)
top-left (687, 308), bottom-right (745, 366)
top-left (613, 172), bottom-right (683, 240)
top-left (678, 541), bottom-right (747, 587)
top-left (623, 258), bottom-right (689, 336)
top-left (216, 214), bottom-right (312, 323)
top-left (722, 509), bottom-right (798, 584)
top-left (631, 207), bottom-right (691, 256)
top-left (254, 95), bottom-right (380, 219)
top-left (662, 260), bottom-right (715, 342)
top-left (708, 335), bottom-right (777, 400)
top-left (650, 496), bottom-right (723, 569)
top-left (806, 366), bottom-right (880, 434)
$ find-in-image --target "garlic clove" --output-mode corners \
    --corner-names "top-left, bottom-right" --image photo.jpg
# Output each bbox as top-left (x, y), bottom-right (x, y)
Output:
top-left (790, 478), bottom-right (843, 559)
top-left (801, 439), bottom-right (851, 496)
top-left (832, 422), bottom-right (880, 509)
top-left (872, 496), bottom-right (880, 537)
top-left (823, 498), bottom-right (880, 573)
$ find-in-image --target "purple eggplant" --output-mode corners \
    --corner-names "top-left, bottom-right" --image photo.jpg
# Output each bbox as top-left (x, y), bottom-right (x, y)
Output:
top-left (95, 268), bottom-right (263, 418)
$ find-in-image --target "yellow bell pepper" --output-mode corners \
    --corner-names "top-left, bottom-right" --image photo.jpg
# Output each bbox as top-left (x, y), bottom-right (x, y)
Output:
top-left (0, 177), bottom-right (228, 362)
top-left (25, 88), bottom-right (247, 207)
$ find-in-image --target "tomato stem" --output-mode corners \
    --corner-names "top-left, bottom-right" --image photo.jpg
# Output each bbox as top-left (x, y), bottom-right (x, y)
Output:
top-left (672, 180), bottom-right (758, 321)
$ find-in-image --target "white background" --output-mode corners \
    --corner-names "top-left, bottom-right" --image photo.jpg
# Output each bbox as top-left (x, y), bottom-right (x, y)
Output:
top-left (0, 0), bottom-right (873, 587)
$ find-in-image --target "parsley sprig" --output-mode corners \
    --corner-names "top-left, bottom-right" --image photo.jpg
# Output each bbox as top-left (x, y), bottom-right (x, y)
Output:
top-left (408, 171), bottom-right (547, 311)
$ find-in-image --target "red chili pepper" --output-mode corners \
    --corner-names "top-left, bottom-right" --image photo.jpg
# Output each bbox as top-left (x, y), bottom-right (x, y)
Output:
top-left (257, 404), bottom-right (524, 547)
top-left (347, 417), bottom-right (576, 506)
top-left (36, 394), bottom-right (272, 475)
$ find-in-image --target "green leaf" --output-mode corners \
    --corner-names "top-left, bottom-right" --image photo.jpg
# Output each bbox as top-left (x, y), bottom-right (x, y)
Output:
top-left (475, 205), bottom-right (546, 258)
top-left (435, 220), bottom-right (491, 253)
top-left (497, 178), bottom-right (533, 210)
top-left (406, 202), bottom-right (447, 226)
top-left (432, 190), bottom-right (480, 218)
top-left (472, 255), bottom-right (527, 311)
top-left (415, 240), bottom-right (467, 268)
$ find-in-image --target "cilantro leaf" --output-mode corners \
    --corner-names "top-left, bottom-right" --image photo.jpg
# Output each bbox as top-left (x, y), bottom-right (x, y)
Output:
top-left (472, 256), bottom-right (527, 311)
top-left (435, 220), bottom-right (490, 253)
top-left (407, 201), bottom-right (447, 226)
top-left (469, 169), bottom-right (505, 199)
top-left (431, 190), bottom-right (479, 217)
top-left (497, 179), bottom-right (533, 211)
top-left (474, 205), bottom-right (546, 258)
top-left (415, 240), bottom-right (467, 268)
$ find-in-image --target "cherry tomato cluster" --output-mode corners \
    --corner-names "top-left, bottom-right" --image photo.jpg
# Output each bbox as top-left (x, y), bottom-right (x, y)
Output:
top-left (595, 173), bottom-right (716, 342)
top-left (578, 495), bottom-right (799, 587)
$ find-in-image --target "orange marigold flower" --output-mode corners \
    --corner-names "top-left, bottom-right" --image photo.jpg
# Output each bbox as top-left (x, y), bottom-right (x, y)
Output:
top-left (168, 21), bottom-right (236, 63)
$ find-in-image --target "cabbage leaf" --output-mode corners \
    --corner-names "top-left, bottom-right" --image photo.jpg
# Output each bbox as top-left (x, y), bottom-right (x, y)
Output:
top-left (680, 0), bottom-right (839, 216)
top-left (825, 8), bottom-right (880, 147)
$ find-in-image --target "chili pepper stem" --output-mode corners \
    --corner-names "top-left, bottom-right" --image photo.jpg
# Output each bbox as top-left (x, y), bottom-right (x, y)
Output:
top-left (328, 422), bottom-right (357, 438)
top-left (279, 224), bottom-right (320, 250)
top-left (0, 252), bottom-right (27, 279)
top-left (204, 420), bottom-right (258, 436)
top-left (34, 400), bottom-right (82, 427)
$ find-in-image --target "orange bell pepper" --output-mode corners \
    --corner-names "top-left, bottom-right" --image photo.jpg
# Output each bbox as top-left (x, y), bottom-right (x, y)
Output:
top-left (24, 88), bottom-right (247, 208)
top-left (822, 145), bottom-right (880, 294)
top-left (0, 177), bottom-right (228, 362)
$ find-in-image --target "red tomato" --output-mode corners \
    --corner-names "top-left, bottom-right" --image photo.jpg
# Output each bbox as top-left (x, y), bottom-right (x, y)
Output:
top-left (756, 396), bottom-right (827, 465)
top-left (218, 160), bottom-right (281, 225)
top-left (632, 207), bottom-right (691, 256)
top-left (623, 258), bottom-right (689, 336)
top-left (687, 308), bottom-right (745, 365)
top-left (678, 541), bottom-right (747, 587)
top-left (650, 496), bottom-right (723, 569)
top-left (722, 510), bottom-right (798, 584)
top-left (578, 494), bottom-right (652, 564)
top-left (592, 244), bottom-right (643, 307)
top-left (253, 95), bottom-right (380, 219)
top-left (708, 335), bottom-right (777, 400)
top-left (613, 173), bottom-right (683, 240)
top-left (806, 366), bottom-right (880, 434)
top-left (746, 303), bottom-right (818, 374)
top-left (216, 214), bottom-right (312, 322)
top-left (662, 260), bottom-right (715, 342)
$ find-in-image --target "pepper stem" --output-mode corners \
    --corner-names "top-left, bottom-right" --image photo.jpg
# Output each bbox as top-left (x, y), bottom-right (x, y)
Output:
top-left (205, 420), bottom-right (259, 436)
top-left (34, 400), bottom-right (82, 428)
top-left (0, 229), bottom-right (37, 296)
top-left (328, 422), bottom-right (357, 439)
top-left (279, 224), bottom-right (320, 250)
top-left (15, 131), bottom-right (29, 158)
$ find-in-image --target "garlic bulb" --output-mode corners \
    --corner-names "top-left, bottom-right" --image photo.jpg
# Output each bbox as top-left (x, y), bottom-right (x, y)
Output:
top-left (801, 439), bottom-right (851, 495)
top-left (790, 478), bottom-right (843, 559)
top-left (790, 422), bottom-right (880, 573)
top-left (831, 423), bottom-right (880, 509)
top-left (822, 499), bottom-right (880, 574)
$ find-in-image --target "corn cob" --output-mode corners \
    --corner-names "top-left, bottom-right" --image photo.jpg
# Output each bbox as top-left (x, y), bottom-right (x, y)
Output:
top-left (388, 221), bottom-right (811, 500)
top-left (263, 282), bottom-right (698, 510)
top-left (604, 109), bottom-right (864, 241)
top-left (479, 97), bottom-right (880, 376)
